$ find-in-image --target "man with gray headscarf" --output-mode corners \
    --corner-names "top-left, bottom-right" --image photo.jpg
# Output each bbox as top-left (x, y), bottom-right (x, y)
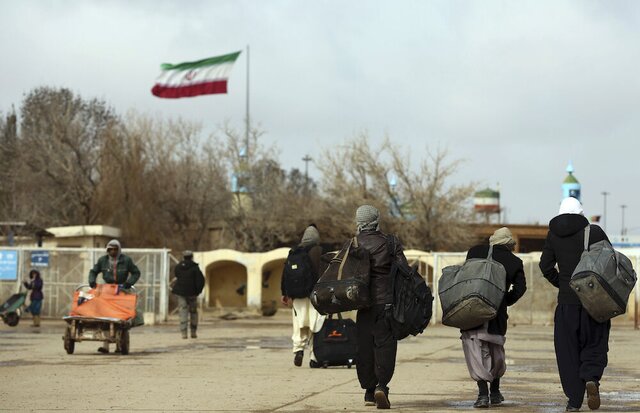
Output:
top-left (353, 205), bottom-right (408, 409)
top-left (462, 227), bottom-right (527, 408)
top-left (281, 225), bottom-right (326, 367)
top-left (540, 197), bottom-right (610, 412)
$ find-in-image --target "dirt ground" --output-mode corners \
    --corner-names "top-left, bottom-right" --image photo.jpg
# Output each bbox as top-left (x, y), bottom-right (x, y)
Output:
top-left (1, 312), bottom-right (639, 413)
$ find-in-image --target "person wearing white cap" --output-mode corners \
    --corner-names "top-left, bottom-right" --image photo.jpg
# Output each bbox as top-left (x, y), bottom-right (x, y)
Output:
top-left (461, 227), bottom-right (527, 408)
top-left (540, 197), bottom-right (611, 411)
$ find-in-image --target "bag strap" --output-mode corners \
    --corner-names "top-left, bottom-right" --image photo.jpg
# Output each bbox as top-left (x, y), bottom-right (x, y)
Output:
top-left (337, 238), bottom-right (355, 281)
top-left (583, 225), bottom-right (591, 252)
top-left (486, 244), bottom-right (494, 260)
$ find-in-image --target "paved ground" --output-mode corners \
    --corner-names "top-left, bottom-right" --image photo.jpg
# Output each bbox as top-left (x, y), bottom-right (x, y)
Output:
top-left (1, 312), bottom-right (639, 412)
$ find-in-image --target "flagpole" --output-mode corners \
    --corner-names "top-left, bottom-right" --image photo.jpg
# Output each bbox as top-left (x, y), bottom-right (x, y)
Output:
top-left (245, 44), bottom-right (250, 159)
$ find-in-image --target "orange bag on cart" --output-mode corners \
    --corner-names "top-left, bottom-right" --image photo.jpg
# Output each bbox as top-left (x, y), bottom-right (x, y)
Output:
top-left (70, 284), bottom-right (136, 320)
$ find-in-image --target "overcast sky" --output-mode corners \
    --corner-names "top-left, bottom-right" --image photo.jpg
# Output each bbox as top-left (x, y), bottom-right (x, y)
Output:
top-left (1, 1), bottom-right (639, 235)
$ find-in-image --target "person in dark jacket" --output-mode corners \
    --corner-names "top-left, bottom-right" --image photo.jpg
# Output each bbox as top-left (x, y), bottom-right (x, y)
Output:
top-left (172, 250), bottom-right (205, 339)
top-left (88, 239), bottom-right (141, 353)
top-left (354, 205), bottom-right (408, 409)
top-left (462, 227), bottom-right (527, 408)
top-left (23, 269), bottom-right (44, 327)
top-left (539, 197), bottom-right (610, 412)
top-left (280, 225), bottom-right (325, 367)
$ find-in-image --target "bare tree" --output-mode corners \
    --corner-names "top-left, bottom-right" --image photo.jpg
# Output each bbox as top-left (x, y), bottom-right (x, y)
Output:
top-left (215, 124), bottom-right (321, 251)
top-left (317, 133), bottom-right (475, 251)
top-left (0, 109), bottom-right (19, 222)
top-left (18, 87), bottom-right (117, 226)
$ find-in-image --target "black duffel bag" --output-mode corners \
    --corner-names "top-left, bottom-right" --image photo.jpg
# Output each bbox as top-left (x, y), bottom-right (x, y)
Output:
top-left (310, 237), bottom-right (371, 315)
top-left (387, 236), bottom-right (433, 340)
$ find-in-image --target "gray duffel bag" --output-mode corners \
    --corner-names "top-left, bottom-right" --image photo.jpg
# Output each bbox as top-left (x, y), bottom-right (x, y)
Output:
top-left (570, 225), bottom-right (637, 323)
top-left (439, 245), bottom-right (506, 330)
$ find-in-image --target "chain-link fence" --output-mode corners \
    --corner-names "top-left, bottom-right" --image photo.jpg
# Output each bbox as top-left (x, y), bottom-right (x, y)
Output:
top-left (0, 247), bottom-right (170, 321)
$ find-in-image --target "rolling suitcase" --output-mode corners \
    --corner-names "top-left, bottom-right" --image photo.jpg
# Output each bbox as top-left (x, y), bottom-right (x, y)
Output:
top-left (313, 313), bottom-right (358, 368)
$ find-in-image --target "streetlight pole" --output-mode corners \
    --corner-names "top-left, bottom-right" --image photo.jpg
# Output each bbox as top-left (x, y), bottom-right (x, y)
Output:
top-left (621, 204), bottom-right (627, 238)
top-left (302, 155), bottom-right (312, 195)
top-left (601, 191), bottom-right (609, 231)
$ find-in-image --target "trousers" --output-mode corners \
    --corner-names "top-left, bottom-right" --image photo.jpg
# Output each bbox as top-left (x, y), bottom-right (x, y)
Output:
top-left (356, 304), bottom-right (397, 390)
top-left (461, 325), bottom-right (506, 382)
top-left (554, 304), bottom-right (610, 408)
top-left (178, 295), bottom-right (198, 332)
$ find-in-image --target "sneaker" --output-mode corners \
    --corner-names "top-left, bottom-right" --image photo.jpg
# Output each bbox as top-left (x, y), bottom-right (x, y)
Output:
top-left (294, 350), bottom-right (303, 367)
top-left (309, 360), bottom-right (321, 369)
top-left (586, 381), bottom-right (600, 410)
top-left (191, 330), bottom-right (197, 339)
top-left (490, 391), bottom-right (504, 405)
top-left (474, 395), bottom-right (489, 408)
top-left (566, 403), bottom-right (580, 412)
top-left (181, 331), bottom-right (188, 339)
top-left (364, 389), bottom-right (375, 406)
top-left (374, 386), bottom-right (390, 409)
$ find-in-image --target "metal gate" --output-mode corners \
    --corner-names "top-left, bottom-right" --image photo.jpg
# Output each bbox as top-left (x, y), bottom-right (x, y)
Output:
top-left (0, 247), bottom-right (170, 321)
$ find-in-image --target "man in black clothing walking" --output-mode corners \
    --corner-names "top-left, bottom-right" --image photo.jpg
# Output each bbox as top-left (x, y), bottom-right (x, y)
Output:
top-left (463, 227), bottom-right (527, 408)
top-left (172, 250), bottom-right (205, 339)
top-left (540, 197), bottom-right (610, 412)
top-left (354, 205), bottom-right (409, 409)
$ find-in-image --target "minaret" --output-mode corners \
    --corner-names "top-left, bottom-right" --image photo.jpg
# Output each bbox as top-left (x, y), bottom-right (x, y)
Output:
top-left (562, 161), bottom-right (581, 201)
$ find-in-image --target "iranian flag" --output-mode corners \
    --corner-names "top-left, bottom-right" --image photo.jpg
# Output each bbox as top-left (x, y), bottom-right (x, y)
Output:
top-left (151, 51), bottom-right (241, 99)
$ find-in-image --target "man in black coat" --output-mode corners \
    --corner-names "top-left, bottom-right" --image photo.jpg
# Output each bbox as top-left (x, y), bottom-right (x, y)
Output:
top-left (354, 205), bottom-right (409, 409)
top-left (172, 250), bottom-right (205, 339)
top-left (539, 197), bottom-right (610, 412)
top-left (462, 227), bottom-right (527, 408)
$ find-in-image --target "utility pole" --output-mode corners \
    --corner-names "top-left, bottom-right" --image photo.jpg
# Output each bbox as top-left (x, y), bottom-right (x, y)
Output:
top-left (601, 191), bottom-right (609, 231)
top-left (621, 204), bottom-right (627, 238)
top-left (245, 44), bottom-right (250, 161)
top-left (302, 155), bottom-right (312, 194)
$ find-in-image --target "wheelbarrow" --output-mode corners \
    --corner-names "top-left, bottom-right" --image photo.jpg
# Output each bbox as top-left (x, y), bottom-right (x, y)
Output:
top-left (0, 292), bottom-right (27, 327)
top-left (62, 284), bottom-right (138, 355)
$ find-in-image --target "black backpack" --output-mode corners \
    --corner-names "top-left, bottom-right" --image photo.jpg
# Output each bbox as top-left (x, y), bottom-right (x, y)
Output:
top-left (387, 236), bottom-right (433, 340)
top-left (281, 246), bottom-right (317, 298)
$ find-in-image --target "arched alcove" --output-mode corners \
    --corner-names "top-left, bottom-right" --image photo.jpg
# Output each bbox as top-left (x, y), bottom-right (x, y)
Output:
top-left (206, 260), bottom-right (248, 308)
top-left (261, 258), bottom-right (288, 311)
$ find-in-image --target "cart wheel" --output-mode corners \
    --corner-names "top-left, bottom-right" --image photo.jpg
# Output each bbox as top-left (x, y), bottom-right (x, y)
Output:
top-left (322, 361), bottom-right (328, 369)
top-left (63, 326), bottom-right (75, 355)
top-left (119, 329), bottom-right (130, 355)
top-left (6, 312), bottom-right (19, 327)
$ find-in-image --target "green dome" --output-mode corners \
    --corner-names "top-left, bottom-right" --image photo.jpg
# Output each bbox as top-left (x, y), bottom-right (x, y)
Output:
top-left (474, 188), bottom-right (500, 198)
top-left (563, 173), bottom-right (580, 184)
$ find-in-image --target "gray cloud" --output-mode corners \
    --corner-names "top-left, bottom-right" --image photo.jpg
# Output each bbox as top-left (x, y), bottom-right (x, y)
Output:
top-left (1, 1), bottom-right (639, 235)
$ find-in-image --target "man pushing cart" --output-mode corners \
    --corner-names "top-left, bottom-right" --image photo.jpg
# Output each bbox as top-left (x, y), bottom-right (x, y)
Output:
top-left (63, 239), bottom-right (142, 355)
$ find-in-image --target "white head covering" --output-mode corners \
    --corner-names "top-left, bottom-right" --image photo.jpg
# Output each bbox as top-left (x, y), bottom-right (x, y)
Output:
top-left (558, 197), bottom-right (584, 216)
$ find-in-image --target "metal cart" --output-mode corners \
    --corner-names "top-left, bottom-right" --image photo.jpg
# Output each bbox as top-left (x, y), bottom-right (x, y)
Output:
top-left (62, 285), bottom-right (136, 355)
